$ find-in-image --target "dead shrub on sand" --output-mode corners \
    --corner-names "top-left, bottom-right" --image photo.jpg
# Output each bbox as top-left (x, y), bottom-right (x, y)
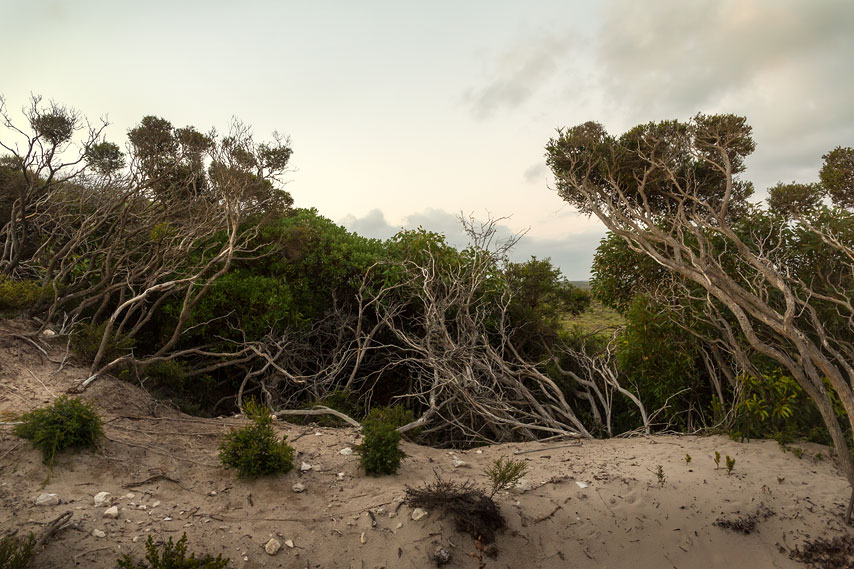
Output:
top-left (404, 473), bottom-right (505, 544)
top-left (790, 534), bottom-right (854, 569)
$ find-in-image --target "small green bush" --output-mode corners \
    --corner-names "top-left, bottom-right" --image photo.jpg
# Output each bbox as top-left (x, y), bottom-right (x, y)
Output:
top-left (0, 533), bottom-right (36, 569)
top-left (218, 400), bottom-right (294, 477)
top-left (364, 404), bottom-right (415, 429)
top-left (71, 321), bottom-right (134, 363)
top-left (13, 396), bottom-right (102, 467)
top-left (0, 275), bottom-right (42, 311)
top-left (484, 456), bottom-right (528, 497)
top-left (356, 419), bottom-right (405, 476)
top-left (116, 533), bottom-right (229, 569)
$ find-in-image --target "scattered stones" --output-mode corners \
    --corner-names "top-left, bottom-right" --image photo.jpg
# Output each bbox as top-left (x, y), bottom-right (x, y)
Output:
top-left (411, 508), bottom-right (429, 521)
top-left (360, 532), bottom-right (367, 544)
top-left (514, 479), bottom-right (533, 492)
top-left (284, 539), bottom-right (294, 548)
top-left (264, 538), bottom-right (282, 555)
top-left (152, 500), bottom-right (161, 508)
top-left (41, 329), bottom-right (55, 337)
top-left (395, 522), bottom-right (403, 530)
top-left (300, 462), bottom-right (313, 472)
top-left (35, 493), bottom-right (60, 506)
top-left (292, 483), bottom-right (306, 493)
top-left (430, 546), bottom-right (452, 566)
top-left (104, 506), bottom-right (119, 519)
top-left (94, 491), bottom-right (111, 506)
top-left (92, 529), bottom-right (106, 538)
top-left (123, 493), bottom-right (135, 499)
top-left (339, 447), bottom-right (353, 456)
top-left (451, 459), bottom-right (470, 468)
top-left (208, 490), bottom-right (217, 496)
top-left (336, 472), bottom-right (345, 481)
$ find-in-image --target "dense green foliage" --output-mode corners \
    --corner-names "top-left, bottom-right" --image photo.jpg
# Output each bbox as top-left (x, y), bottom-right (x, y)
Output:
top-left (356, 418), bottom-right (406, 475)
top-left (218, 400), bottom-right (294, 477)
top-left (0, 275), bottom-right (41, 312)
top-left (13, 396), bottom-right (102, 466)
top-left (116, 534), bottom-right (229, 569)
top-left (0, 534), bottom-right (35, 569)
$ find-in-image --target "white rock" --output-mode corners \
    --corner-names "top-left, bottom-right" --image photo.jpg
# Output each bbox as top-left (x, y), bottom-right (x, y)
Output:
top-left (388, 512), bottom-right (396, 518)
top-left (264, 538), bottom-right (281, 555)
top-left (92, 529), bottom-right (106, 538)
top-left (339, 447), bottom-right (353, 456)
top-left (41, 328), bottom-right (56, 337)
top-left (515, 478), bottom-right (533, 492)
top-left (395, 522), bottom-right (403, 529)
top-left (300, 462), bottom-right (313, 472)
top-left (336, 472), bottom-right (345, 480)
top-left (475, 449), bottom-right (483, 454)
top-left (104, 506), bottom-right (119, 519)
top-left (94, 492), bottom-right (111, 506)
top-left (284, 539), bottom-right (294, 548)
top-left (132, 536), bottom-right (139, 543)
top-left (208, 490), bottom-right (217, 496)
top-left (291, 483), bottom-right (306, 493)
top-left (124, 493), bottom-right (135, 499)
top-left (451, 459), bottom-right (470, 468)
top-left (575, 481), bottom-right (589, 489)
top-left (360, 532), bottom-right (366, 544)
top-left (35, 493), bottom-right (60, 506)
top-left (152, 500), bottom-right (161, 508)
top-left (411, 508), bottom-right (428, 521)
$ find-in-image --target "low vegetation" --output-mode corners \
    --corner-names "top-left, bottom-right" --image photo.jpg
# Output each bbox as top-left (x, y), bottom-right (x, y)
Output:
top-left (116, 534), bottom-right (229, 569)
top-left (0, 534), bottom-right (35, 569)
top-left (356, 416), bottom-right (406, 476)
top-left (218, 400), bottom-right (294, 478)
top-left (13, 396), bottom-right (102, 467)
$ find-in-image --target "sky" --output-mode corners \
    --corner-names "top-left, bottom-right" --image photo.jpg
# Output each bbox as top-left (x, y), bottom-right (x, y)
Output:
top-left (2, 0), bottom-right (853, 279)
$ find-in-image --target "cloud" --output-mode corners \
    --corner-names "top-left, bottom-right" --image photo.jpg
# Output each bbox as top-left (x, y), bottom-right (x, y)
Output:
top-left (590, 0), bottom-right (854, 192)
top-left (464, 36), bottom-right (572, 120)
top-left (523, 162), bottom-right (547, 185)
top-left (339, 208), bottom-right (605, 280)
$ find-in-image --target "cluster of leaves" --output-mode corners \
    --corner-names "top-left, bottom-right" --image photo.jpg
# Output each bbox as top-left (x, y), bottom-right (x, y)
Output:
top-left (0, 533), bottom-right (35, 569)
top-left (116, 533), bottom-right (229, 569)
top-left (356, 416), bottom-right (406, 476)
top-left (484, 456), bottom-right (528, 498)
top-left (218, 400), bottom-right (294, 477)
top-left (13, 396), bottom-right (102, 467)
top-left (730, 371), bottom-right (847, 445)
top-left (0, 275), bottom-right (42, 312)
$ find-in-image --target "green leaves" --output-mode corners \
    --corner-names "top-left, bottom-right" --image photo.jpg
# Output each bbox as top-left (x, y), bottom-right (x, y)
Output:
top-left (13, 396), bottom-right (102, 467)
top-left (218, 400), bottom-right (294, 478)
top-left (356, 418), bottom-right (406, 476)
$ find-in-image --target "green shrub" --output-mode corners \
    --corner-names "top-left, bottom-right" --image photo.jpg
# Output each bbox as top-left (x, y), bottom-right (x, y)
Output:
top-left (356, 419), bottom-right (405, 475)
top-left (13, 396), bottom-right (102, 467)
top-left (0, 275), bottom-right (42, 312)
top-left (116, 533), bottom-right (229, 569)
top-left (71, 321), bottom-right (135, 363)
top-left (0, 533), bottom-right (36, 569)
top-left (218, 400), bottom-right (294, 477)
top-left (484, 456), bottom-right (528, 497)
top-left (364, 404), bottom-right (415, 429)
top-left (729, 370), bottom-right (843, 444)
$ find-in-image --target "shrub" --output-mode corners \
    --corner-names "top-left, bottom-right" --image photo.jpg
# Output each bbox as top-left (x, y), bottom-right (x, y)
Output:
top-left (405, 474), bottom-right (505, 543)
top-left (218, 400), bottom-right (294, 477)
top-left (364, 404), bottom-right (415, 429)
top-left (116, 533), bottom-right (229, 569)
top-left (0, 533), bottom-right (36, 569)
top-left (356, 419), bottom-right (405, 476)
top-left (0, 275), bottom-right (42, 312)
top-left (484, 456), bottom-right (528, 498)
top-left (71, 321), bottom-right (134, 364)
top-left (13, 396), bottom-right (102, 467)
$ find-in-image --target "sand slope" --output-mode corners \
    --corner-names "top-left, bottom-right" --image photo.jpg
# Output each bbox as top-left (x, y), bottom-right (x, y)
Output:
top-left (1, 320), bottom-right (852, 569)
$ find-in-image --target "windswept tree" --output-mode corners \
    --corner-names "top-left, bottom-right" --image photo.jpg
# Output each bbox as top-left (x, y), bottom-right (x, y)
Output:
top-left (0, 96), bottom-right (293, 389)
top-left (546, 115), bottom-right (854, 520)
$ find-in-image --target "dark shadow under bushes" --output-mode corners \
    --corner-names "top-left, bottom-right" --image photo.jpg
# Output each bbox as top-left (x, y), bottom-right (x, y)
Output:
top-left (404, 474), bottom-right (505, 544)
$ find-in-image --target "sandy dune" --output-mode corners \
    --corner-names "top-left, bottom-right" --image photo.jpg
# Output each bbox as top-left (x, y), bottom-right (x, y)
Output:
top-left (1, 321), bottom-right (852, 569)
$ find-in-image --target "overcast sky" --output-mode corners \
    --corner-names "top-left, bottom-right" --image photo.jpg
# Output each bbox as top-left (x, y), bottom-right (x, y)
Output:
top-left (3, 0), bottom-right (852, 279)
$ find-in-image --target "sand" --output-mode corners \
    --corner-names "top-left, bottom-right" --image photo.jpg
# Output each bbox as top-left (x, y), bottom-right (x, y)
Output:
top-left (1, 319), bottom-right (852, 569)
